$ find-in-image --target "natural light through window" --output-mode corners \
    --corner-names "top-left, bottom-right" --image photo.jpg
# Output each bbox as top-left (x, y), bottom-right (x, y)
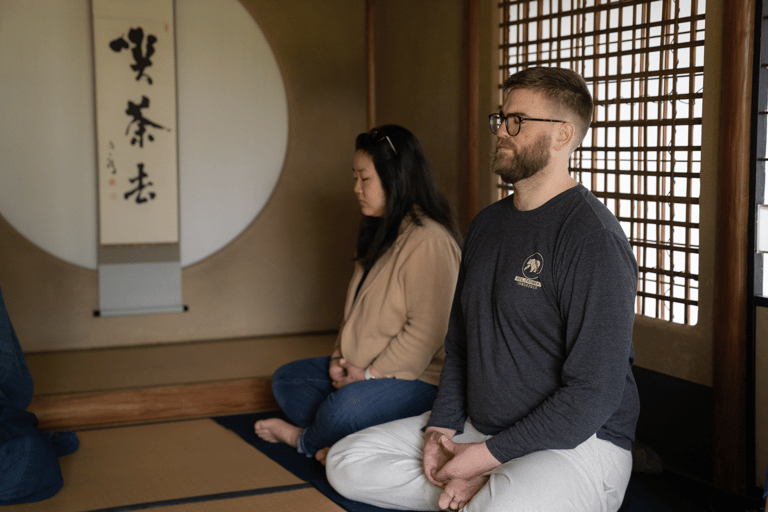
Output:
top-left (500, 0), bottom-right (705, 325)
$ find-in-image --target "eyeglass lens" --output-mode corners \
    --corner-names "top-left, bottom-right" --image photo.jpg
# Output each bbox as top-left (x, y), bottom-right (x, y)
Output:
top-left (490, 113), bottom-right (520, 136)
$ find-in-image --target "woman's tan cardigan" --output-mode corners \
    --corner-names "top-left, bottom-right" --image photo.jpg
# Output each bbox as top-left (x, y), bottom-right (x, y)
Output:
top-left (335, 213), bottom-right (461, 386)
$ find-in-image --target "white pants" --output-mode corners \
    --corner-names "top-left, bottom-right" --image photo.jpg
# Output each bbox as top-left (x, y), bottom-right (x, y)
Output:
top-left (326, 412), bottom-right (632, 512)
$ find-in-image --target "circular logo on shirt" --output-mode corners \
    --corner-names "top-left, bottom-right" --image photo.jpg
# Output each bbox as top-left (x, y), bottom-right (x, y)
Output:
top-left (522, 253), bottom-right (544, 279)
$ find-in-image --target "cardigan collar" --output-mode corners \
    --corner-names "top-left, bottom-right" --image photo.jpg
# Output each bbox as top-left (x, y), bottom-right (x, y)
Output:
top-left (347, 208), bottom-right (424, 311)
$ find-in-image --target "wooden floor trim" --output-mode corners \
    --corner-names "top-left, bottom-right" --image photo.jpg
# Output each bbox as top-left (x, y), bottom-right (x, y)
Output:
top-left (29, 377), bottom-right (278, 431)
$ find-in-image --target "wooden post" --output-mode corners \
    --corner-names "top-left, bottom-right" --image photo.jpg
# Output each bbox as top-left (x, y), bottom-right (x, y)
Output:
top-left (713, 0), bottom-right (755, 493)
top-left (466, 0), bottom-right (479, 223)
top-left (366, 0), bottom-right (375, 130)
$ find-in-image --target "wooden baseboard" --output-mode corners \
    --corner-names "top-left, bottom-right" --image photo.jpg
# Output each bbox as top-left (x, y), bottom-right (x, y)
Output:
top-left (28, 377), bottom-right (278, 431)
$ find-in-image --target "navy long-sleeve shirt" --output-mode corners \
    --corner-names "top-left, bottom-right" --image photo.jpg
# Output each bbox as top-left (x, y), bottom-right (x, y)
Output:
top-left (426, 184), bottom-right (640, 464)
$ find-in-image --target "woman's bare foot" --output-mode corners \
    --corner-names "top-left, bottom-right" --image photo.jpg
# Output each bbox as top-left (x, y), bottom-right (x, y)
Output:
top-left (438, 475), bottom-right (489, 510)
top-left (315, 447), bottom-right (330, 465)
top-left (253, 418), bottom-right (302, 448)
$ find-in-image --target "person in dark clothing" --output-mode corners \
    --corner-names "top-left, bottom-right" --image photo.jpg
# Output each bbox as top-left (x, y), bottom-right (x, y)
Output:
top-left (0, 283), bottom-right (77, 505)
top-left (326, 67), bottom-right (639, 512)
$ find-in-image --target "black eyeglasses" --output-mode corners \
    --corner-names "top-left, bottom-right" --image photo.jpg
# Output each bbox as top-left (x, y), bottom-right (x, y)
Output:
top-left (489, 112), bottom-right (566, 136)
top-left (369, 128), bottom-right (398, 155)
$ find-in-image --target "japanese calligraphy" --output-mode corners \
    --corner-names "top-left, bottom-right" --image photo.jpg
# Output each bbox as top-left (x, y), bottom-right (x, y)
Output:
top-left (124, 163), bottom-right (156, 204)
top-left (109, 27), bottom-right (156, 84)
top-left (94, 0), bottom-right (178, 245)
top-left (125, 96), bottom-right (169, 147)
top-left (106, 141), bottom-right (117, 175)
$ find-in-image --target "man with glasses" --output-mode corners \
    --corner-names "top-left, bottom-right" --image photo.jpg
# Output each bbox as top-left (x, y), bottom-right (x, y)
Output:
top-left (326, 67), bottom-right (639, 512)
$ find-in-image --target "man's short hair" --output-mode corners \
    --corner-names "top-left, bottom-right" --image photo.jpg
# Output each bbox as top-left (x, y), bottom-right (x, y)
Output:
top-left (502, 67), bottom-right (593, 146)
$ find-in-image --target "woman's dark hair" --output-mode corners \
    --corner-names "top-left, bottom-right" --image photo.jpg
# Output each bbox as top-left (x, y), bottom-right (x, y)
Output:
top-left (354, 124), bottom-right (459, 271)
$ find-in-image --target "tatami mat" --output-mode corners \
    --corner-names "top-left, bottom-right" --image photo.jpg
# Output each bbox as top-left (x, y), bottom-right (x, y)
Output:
top-left (150, 488), bottom-right (344, 512)
top-left (3, 419), bottom-right (321, 512)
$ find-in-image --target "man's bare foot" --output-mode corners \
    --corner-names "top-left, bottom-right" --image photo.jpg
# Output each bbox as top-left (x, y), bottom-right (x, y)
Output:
top-left (315, 447), bottom-right (330, 465)
top-left (438, 475), bottom-right (489, 511)
top-left (253, 418), bottom-right (302, 448)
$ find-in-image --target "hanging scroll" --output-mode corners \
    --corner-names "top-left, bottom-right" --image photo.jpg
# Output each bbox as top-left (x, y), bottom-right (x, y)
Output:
top-left (93, 0), bottom-right (178, 245)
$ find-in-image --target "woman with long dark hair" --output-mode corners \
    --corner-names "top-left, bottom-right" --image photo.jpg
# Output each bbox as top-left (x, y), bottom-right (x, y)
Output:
top-left (254, 125), bottom-right (460, 463)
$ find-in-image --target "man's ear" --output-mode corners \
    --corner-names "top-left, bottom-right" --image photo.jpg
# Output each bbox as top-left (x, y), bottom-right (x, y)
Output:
top-left (553, 121), bottom-right (575, 151)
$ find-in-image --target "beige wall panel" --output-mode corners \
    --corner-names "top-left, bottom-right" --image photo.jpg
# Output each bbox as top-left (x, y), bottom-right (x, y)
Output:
top-left (756, 307), bottom-right (768, 487)
top-left (1, 215), bottom-right (100, 347)
top-left (372, 0), bottom-right (466, 228)
top-left (27, 334), bottom-right (336, 395)
top-left (631, 316), bottom-right (714, 386)
top-left (0, 0), bottom-right (367, 352)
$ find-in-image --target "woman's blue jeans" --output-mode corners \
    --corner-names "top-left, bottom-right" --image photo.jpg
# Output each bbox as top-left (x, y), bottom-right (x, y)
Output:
top-left (271, 356), bottom-right (437, 457)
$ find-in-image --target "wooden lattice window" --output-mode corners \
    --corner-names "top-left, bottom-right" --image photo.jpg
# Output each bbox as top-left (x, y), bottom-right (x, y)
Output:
top-left (499, 0), bottom-right (706, 325)
top-left (756, 0), bottom-right (768, 298)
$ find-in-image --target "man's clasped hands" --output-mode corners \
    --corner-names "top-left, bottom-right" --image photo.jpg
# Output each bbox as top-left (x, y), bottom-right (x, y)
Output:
top-left (422, 428), bottom-right (502, 511)
top-left (328, 350), bottom-right (503, 511)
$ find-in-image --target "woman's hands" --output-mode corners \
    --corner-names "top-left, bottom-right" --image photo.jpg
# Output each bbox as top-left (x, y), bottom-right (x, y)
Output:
top-left (328, 349), bottom-right (367, 388)
top-left (328, 349), bottom-right (346, 385)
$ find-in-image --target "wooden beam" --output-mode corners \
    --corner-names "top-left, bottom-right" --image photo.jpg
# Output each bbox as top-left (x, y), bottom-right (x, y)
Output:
top-left (466, 0), bottom-right (480, 223)
top-left (28, 377), bottom-right (277, 431)
top-left (366, 0), bottom-right (375, 130)
top-left (713, 0), bottom-right (755, 494)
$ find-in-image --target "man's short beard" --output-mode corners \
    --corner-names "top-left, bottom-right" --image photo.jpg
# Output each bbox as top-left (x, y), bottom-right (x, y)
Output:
top-left (492, 133), bottom-right (552, 185)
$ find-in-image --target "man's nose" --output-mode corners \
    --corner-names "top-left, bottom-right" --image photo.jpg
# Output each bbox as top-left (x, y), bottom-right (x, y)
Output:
top-left (497, 120), bottom-right (512, 138)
